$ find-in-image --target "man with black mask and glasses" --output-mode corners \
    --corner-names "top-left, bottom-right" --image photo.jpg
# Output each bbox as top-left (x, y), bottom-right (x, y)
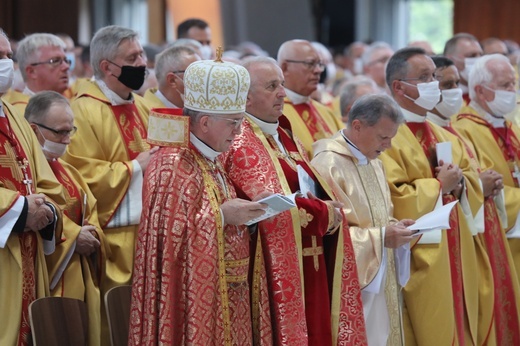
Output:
top-left (62, 24), bottom-right (157, 344)
top-left (3, 33), bottom-right (72, 114)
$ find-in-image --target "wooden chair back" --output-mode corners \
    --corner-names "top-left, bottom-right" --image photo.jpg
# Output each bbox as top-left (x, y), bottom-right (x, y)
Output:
top-left (105, 285), bottom-right (132, 346)
top-left (29, 296), bottom-right (88, 346)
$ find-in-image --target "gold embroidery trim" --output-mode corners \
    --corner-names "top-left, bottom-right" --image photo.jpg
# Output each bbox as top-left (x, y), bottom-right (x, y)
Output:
top-left (298, 208), bottom-right (314, 228)
top-left (226, 274), bottom-right (248, 283)
top-left (225, 258), bottom-right (249, 268)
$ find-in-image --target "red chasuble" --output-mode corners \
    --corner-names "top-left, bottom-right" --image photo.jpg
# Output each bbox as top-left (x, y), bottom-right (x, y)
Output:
top-left (288, 101), bottom-right (334, 141)
top-left (130, 144), bottom-right (252, 346)
top-left (406, 121), bottom-right (466, 346)
top-left (111, 104), bottom-right (150, 160)
top-left (224, 116), bottom-right (367, 346)
top-left (0, 112), bottom-right (36, 346)
top-left (449, 117), bottom-right (520, 344)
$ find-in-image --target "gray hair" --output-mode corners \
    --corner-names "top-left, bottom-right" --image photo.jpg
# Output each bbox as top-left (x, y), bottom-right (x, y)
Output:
top-left (385, 47), bottom-right (426, 91)
top-left (184, 107), bottom-right (207, 127)
top-left (361, 41), bottom-right (393, 66)
top-left (444, 32), bottom-right (478, 56)
top-left (339, 76), bottom-right (378, 116)
top-left (90, 25), bottom-right (140, 80)
top-left (348, 93), bottom-right (404, 126)
top-left (16, 33), bottom-right (66, 80)
top-left (169, 38), bottom-right (203, 51)
top-left (468, 54), bottom-right (512, 100)
top-left (24, 90), bottom-right (69, 123)
top-left (155, 45), bottom-right (198, 86)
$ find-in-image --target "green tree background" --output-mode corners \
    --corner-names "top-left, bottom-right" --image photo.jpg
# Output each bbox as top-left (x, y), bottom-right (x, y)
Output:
top-left (408, 0), bottom-right (453, 54)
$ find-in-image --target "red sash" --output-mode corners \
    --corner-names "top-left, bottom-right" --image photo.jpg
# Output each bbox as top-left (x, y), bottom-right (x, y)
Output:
top-left (444, 123), bottom-right (520, 344)
top-left (289, 101), bottom-right (333, 141)
top-left (406, 121), bottom-right (466, 346)
top-left (111, 104), bottom-right (149, 160)
top-left (48, 160), bottom-right (82, 224)
top-left (0, 112), bottom-right (37, 346)
top-left (458, 113), bottom-right (520, 187)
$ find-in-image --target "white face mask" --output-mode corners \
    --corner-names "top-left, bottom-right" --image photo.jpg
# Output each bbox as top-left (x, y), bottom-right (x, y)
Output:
top-left (353, 58), bottom-right (363, 75)
top-left (326, 63), bottom-right (337, 84)
top-left (65, 52), bottom-right (75, 72)
top-left (435, 88), bottom-right (463, 118)
top-left (460, 57), bottom-right (478, 81)
top-left (0, 59), bottom-right (14, 94)
top-left (483, 85), bottom-right (517, 117)
top-left (199, 45), bottom-right (213, 60)
top-left (37, 127), bottom-right (67, 158)
top-left (403, 80), bottom-right (441, 110)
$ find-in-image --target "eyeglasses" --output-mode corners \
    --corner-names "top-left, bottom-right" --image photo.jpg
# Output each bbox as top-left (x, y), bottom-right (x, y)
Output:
top-left (209, 115), bottom-right (244, 130)
top-left (30, 57), bottom-right (72, 68)
top-left (33, 122), bottom-right (77, 137)
top-left (399, 73), bottom-right (436, 84)
top-left (285, 59), bottom-right (325, 71)
top-left (172, 70), bottom-right (185, 74)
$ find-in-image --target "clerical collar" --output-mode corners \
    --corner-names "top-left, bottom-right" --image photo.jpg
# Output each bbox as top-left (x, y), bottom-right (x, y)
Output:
top-left (96, 79), bottom-right (134, 106)
top-left (246, 112), bottom-right (279, 135)
top-left (341, 130), bottom-right (368, 165)
top-left (190, 132), bottom-right (221, 161)
top-left (23, 87), bottom-right (36, 96)
top-left (284, 88), bottom-right (309, 105)
top-left (426, 111), bottom-right (449, 127)
top-left (401, 107), bottom-right (426, 123)
top-left (469, 100), bottom-right (506, 128)
top-left (155, 89), bottom-right (180, 109)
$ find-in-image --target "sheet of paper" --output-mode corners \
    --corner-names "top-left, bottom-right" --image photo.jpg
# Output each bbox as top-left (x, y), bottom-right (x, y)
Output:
top-left (297, 165), bottom-right (317, 197)
top-left (436, 141), bottom-right (452, 165)
top-left (244, 193), bottom-right (297, 226)
top-left (410, 200), bottom-right (458, 235)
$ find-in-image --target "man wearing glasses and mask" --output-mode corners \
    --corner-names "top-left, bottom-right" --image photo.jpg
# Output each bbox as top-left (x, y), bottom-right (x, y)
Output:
top-left (3, 33), bottom-right (72, 114)
top-left (143, 45), bottom-right (200, 109)
top-left (379, 47), bottom-right (482, 346)
top-left (277, 39), bottom-right (342, 157)
top-left (61, 25), bottom-right (156, 343)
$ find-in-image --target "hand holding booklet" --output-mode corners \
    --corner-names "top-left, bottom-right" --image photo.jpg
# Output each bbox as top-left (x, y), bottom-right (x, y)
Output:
top-left (409, 200), bottom-right (458, 236)
top-left (244, 193), bottom-right (297, 226)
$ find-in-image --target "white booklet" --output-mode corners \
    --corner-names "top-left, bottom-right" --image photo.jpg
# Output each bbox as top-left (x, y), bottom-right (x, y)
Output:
top-left (244, 193), bottom-right (297, 226)
top-left (409, 200), bottom-right (458, 236)
top-left (297, 164), bottom-right (317, 197)
top-left (436, 141), bottom-right (452, 165)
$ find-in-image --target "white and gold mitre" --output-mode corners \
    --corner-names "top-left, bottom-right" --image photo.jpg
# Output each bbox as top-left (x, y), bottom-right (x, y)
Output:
top-left (147, 108), bottom-right (189, 147)
top-left (184, 48), bottom-right (250, 114)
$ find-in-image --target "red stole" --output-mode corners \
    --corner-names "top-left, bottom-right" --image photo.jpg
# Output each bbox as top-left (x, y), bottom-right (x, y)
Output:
top-left (48, 160), bottom-right (82, 224)
top-left (111, 104), bottom-right (149, 160)
top-left (444, 123), bottom-right (520, 345)
top-left (288, 101), bottom-right (334, 141)
top-left (458, 114), bottom-right (520, 187)
top-left (0, 113), bottom-right (37, 346)
top-left (406, 121), bottom-right (466, 346)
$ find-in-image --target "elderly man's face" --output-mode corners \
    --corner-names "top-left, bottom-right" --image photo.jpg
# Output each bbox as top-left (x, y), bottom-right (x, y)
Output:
top-left (351, 115), bottom-right (399, 160)
top-left (27, 45), bottom-right (70, 93)
top-left (204, 113), bottom-right (245, 152)
top-left (364, 47), bottom-right (393, 87)
top-left (283, 43), bottom-right (324, 96)
top-left (246, 63), bottom-right (286, 123)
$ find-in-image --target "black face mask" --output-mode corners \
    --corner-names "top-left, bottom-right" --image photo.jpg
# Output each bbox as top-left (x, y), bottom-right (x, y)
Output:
top-left (109, 61), bottom-right (146, 90)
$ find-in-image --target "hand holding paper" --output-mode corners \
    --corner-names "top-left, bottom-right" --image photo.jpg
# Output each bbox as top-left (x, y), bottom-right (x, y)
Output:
top-left (244, 193), bottom-right (297, 226)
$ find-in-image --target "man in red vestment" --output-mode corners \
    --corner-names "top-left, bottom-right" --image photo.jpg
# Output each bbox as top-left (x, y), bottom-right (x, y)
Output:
top-left (0, 30), bottom-right (66, 345)
top-left (224, 56), bottom-right (367, 345)
top-left (130, 55), bottom-right (267, 345)
top-left (277, 39), bottom-right (343, 157)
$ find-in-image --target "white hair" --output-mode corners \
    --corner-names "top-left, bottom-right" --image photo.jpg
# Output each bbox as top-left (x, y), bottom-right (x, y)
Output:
top-left (468, 54), bottom-right (511, 100)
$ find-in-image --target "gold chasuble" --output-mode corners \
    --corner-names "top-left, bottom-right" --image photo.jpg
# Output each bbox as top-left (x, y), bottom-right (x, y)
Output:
top-left (130, 143), bottom-right (252, 345)
top-left (283, 96), bottom-right (342, 157)
top-left (61, 80), bottom-right (150, 343)
top-left (223, 116), bottom-right (367, 346)
top-left (143, 88), bottom-right (166, 108)
top-left (1, 89), bottom-right (29, 115)
top-left (379, 116), bottom-right (482, 346)
top-left (0, 102), bottom-right (65, 346)
top-left (46, 158), bottom-right (109, 346)
top-left (312, 131), bottom-right (404, 346)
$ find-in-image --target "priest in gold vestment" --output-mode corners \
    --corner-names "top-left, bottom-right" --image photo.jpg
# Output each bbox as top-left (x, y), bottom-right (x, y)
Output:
top-left (143, 45), bottom-right (200, 109)
top-left (61, 25), bottom-right (155, 343)
top-left (380, 47), bottom-right (483, 346)
top-left (223, 57), bottom-right (367, 345)
top-left (0, 33), bottom-right (65, 345)
top-left (130, 57), bottom-right (268, 345)
top-left (277, 39), bottom-right (342, 157)
top-left (312, 94), bottom-right (415, 346)
top-left (452, 54), bottom-right (520, 343)
top-left (25, 91), bottom-right (110, 346)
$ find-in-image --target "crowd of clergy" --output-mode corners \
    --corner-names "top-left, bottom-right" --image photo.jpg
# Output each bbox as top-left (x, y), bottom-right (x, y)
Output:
top-left (1, 17), bottom-right (520, 346)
